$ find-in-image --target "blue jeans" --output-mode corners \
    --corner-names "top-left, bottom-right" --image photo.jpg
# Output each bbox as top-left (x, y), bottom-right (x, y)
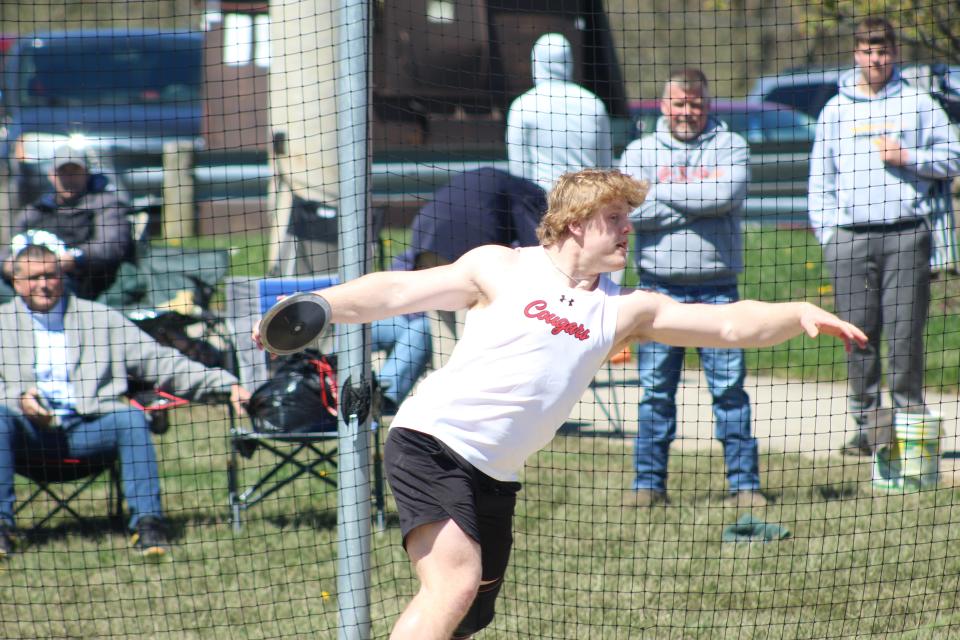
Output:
top-left (372, 313), bottom-right (432, 405)
top-left (0, 405), bottom-right (161, 530)
top-left (632, 282), bottom-right (759, 493)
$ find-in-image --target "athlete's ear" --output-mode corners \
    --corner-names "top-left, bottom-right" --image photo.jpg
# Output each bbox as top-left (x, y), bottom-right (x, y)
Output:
top-left (567, 219), bottom-right (586, 240)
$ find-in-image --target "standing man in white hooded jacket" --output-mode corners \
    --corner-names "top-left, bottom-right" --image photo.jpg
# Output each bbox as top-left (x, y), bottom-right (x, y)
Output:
top-left (808, 16), bottom-right (960, 455)
top-left (506, 32), bottom-right (613, 193)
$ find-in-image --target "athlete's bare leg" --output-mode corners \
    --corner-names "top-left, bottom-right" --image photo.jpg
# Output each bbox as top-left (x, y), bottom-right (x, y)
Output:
top-left (390, 518), bottom-right (482, 640)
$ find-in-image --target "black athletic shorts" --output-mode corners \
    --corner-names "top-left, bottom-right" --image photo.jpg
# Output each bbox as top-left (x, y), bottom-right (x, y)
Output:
top-left (385, 427), bottom-right (522, 580)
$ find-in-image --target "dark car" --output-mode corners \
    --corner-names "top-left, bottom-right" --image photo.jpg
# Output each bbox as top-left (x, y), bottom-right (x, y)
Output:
top-left (747, 68), bottom-right (843, 120)
top-left (748, 64), bottom-right (960, 121)
top-left (626, 99), bottom-right (816, 223)
top-left (0, 28), bottom-right (204, 213)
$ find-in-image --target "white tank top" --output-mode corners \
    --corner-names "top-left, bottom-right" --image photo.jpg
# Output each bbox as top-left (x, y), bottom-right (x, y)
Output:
top-left (390, 247), bottom-right (621, 481)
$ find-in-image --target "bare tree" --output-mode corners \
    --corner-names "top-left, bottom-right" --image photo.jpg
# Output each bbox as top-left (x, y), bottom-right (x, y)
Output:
top-left (805, 0), bottom-right (960, 64)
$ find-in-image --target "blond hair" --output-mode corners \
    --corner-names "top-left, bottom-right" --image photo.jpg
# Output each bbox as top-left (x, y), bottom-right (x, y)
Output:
top-left (536, 169), bottom-right (648, 245)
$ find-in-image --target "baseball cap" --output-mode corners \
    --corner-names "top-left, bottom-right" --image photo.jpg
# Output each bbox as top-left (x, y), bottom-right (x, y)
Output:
top-left (51, 143), bottom-right (90, 170)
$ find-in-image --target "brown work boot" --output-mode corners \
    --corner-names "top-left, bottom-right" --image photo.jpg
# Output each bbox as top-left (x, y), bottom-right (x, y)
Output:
top-left (624, 489), bottom-right (670, 507)
top-left (725, 491), bottom-right (768, 509)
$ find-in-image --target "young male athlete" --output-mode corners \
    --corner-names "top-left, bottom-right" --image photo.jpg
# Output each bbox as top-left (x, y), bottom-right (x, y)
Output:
top-left (254, 169), bottom-right (866, 639)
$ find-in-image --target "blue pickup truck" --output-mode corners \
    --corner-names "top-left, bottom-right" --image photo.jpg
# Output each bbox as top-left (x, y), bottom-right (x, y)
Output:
top-left (0, 29), bottom-right (209, 214)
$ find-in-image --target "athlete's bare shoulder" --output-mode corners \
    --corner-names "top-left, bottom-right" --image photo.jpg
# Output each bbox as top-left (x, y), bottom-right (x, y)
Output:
top-left (459, 243), bottom-right (521, 263)
top-left (452, 244), bottom-right (526, 306)
top-left (454, 244), bottom-right (522, 277)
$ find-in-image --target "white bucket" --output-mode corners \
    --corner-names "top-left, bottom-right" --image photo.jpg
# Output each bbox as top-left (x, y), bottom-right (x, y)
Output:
top-left (872, 439), bottom-right (902, 492)
top-left (895, 412), bottom-right (941, 491)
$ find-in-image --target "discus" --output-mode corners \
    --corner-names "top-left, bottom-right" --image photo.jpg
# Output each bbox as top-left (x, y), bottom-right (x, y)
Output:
top-left (258, 292), bottom-right (332, 355)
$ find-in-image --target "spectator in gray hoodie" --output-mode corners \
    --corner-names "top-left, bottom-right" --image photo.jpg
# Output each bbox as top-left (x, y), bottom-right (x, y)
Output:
top-left (808, 16), bottom-right (960, 456)
top-left (506, 32), bottom-right (612, 193)
top-left (619, 68), bottom-right (762, 508)
top-left (1, 144), bottom-right (132, 301)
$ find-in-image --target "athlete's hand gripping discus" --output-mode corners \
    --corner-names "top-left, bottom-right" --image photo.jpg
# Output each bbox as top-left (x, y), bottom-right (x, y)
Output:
top-left (258, 292), bottom-right (332, 355)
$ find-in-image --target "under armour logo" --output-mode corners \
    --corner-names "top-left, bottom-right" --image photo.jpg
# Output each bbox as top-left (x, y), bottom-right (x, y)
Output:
top-left (559, 295), bottom-right (574, 306)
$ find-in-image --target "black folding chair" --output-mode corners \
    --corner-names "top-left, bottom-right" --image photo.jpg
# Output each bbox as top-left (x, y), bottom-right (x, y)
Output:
top-left (225, 278), bottom-right (385, 532)
top-left (227, 427), bottom-right (339, 532)
top-left (14, 453), bottom-right (122, 533)
top-left (11, 390), bottom-right (190, 533)
top-left (228, 407), bottom-right (387, 533)
top-left (228, 347), bottom-right (349, 531)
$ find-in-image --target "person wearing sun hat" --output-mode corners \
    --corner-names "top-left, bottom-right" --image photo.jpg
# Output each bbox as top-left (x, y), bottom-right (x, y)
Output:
top-left (0, 143), bottom-right (132, 300)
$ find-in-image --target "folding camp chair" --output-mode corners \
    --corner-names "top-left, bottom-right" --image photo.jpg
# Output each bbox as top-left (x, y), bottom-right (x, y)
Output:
top-left (12, 391), bottom-right (188, 533)
top-left (14, 453), bottom-right (123, 533)
top-left (225, 276), bottom-right (385, 531)
top-left (228, 426), bottom-right (339, 532)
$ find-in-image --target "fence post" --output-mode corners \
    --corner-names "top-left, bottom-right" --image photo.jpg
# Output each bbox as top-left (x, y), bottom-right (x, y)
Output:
top-left (334, 0), bottom-right (373, 635)
top-left (162, 140), bottom-right (195, 241)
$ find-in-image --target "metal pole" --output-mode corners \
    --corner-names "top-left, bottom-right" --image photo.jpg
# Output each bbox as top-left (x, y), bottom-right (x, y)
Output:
top-left (334, 0), bottom-right (372, 636)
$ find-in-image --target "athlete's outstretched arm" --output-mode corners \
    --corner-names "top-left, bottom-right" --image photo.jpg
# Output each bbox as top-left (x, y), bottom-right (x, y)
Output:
top-left (620, 291), bottom-right (867, 352)
top-left (322, 258), bottom-right (481, 324)
top-left (327, 245), bottom-right (511, 323)
top-left (252, 246), bottom-right (510, 351)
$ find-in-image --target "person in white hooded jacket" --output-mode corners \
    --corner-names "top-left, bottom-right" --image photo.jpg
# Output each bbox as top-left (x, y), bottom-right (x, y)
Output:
top-left (506, 32), bottom-right (613, 193)
top-left (808, 16), bottom-right (960, 456)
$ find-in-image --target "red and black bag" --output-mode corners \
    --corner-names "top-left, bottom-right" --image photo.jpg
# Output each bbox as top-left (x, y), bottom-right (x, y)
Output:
top-left (246, 350), bottom-right (339, 434)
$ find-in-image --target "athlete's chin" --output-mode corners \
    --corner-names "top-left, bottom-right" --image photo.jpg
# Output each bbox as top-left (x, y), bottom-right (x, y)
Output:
top-left (606, 254), bottom-right (627, 272)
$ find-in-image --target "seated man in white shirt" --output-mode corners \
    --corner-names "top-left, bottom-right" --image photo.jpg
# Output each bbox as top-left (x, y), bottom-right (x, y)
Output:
top-left (0, 238), bottom-right (251, 561)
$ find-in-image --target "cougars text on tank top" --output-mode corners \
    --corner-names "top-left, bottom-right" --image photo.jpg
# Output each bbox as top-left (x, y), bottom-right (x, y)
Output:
top-left (390, 247), bottom-right (621, 481)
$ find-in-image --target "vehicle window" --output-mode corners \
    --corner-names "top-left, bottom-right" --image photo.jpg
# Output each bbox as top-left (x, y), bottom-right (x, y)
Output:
top-left (719, 113), bottom-right (750, 137)
top-left (765, 84), bottom-right (838, 118)
top-left (18, 36), bottom-right (201, 108)
top-left (757, 108), bottom-right (815, 142)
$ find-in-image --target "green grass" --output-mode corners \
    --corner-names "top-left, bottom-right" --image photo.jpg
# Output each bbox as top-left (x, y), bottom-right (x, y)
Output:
top-left (740, 226), bottom-right (960, 391)
top-left (165, 231), bottom-right (271, 279)
top-left (3, 413), bottom-right (960, 639)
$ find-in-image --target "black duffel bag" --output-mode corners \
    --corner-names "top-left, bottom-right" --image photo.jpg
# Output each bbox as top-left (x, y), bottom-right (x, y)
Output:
top-left (246, 351), bottom-right (339, 434)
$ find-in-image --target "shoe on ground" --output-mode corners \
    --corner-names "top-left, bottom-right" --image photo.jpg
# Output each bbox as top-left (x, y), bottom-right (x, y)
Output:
top-left (624, 489), bottom-right (670, 507)
top-left (725, 491), bottom-right (768, 509)
top-left (840, 434), bottom-right (873, 457)
top-left (0, 521), bottom-right (16, 560)
top-left (131, 516), bottom-right (171, 560)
